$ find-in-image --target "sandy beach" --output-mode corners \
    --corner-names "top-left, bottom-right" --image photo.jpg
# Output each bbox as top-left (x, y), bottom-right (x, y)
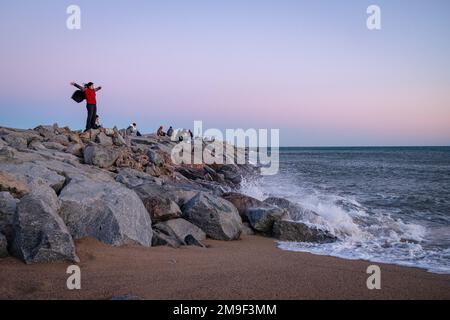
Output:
top-left (1, 235), bottom-right (449, 300)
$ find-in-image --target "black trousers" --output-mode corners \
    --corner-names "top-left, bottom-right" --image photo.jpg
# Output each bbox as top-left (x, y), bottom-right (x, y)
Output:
top-left (85, 104), bottom-right (97, 131)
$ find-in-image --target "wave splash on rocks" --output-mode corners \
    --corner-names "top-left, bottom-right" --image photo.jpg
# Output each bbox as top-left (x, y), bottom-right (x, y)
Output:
top-left (0, 124), bottom-right (333, 264)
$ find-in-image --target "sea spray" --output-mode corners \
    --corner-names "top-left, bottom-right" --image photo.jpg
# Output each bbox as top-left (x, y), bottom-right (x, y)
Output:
top-left (239, 147), bottom-right (450, 274)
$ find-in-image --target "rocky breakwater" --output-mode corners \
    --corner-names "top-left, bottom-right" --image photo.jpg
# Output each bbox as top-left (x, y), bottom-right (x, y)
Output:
top-left (0, 124), bottom-right (336, 264)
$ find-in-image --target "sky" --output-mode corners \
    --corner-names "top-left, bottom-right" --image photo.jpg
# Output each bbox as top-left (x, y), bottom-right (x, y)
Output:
top-left (0, 0), bottom-right (449, 146)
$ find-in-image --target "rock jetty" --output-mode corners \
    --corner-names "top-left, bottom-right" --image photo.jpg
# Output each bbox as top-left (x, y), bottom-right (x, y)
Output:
top-left (0, 124), bottom-right (336, 263)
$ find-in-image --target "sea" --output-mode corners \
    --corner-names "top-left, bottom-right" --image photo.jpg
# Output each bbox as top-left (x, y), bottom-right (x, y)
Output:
top-left (241, 147), bottom-right (450, 274)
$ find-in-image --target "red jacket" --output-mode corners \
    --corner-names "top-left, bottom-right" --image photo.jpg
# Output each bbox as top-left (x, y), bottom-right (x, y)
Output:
top-left (85, 88), bottom-right (97, 105)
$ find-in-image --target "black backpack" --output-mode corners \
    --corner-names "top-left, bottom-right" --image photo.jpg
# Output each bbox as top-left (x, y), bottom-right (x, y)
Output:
top-left (71, 90), bottom-right (85, 103)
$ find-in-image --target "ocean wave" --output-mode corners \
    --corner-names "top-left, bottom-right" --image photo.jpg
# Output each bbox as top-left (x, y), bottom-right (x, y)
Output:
top-left (240, 177), bottom-right (449, 274)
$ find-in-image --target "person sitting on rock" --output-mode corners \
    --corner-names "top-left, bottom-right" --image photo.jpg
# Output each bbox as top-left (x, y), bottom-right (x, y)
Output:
top-left (157, 126), bottom-right (166, 137)
top-left (126, 123), bottom-right (142, 137)
top-left (167, 126), bottom-right (174, 138)
top-left (70, 81), bottom-right (102, 132)
top-left (94, 115), bottom-right (102, 129)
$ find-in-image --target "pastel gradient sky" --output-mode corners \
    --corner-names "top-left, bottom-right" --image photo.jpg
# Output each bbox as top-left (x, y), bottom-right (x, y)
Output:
top-left (1, 0), bottom-right (449, 146)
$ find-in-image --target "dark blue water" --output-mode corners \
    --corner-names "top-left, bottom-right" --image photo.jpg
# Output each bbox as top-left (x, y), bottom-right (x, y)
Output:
top-left (243, 147), bottom-right (450, 273)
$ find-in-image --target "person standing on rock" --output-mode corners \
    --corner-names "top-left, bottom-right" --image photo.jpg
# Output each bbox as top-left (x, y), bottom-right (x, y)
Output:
top-left (70, 81), bottom-right (102, 132)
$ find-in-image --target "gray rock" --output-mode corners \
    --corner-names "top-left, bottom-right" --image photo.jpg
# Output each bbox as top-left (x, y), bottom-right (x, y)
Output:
top-left (115, 168), bottom-right (162, 188)
top-left (112, 128), bottom-right (127, 146)
top-left (147, 149), bottom-right (165, 166)
top-left (103, 128), bottom-right (115, 136)
top-left (154, 218), bottom-right (206, 247)
top-left (215, 164), bottom-right (243, 185)
top-left (272, 220), bottom-right (337, 243)
top-left (96, 132), bottom-right (113, 146)
top-left (222, 192), bottom-right (268, 222)
top-left (241, 222), bottom-right (255, 235)
top-left (84, 145), bottom-right (120, 168)
top-left (11, 187), bottom-right (79, 264)
top-left (0, 162), bottom-right (66, 194)
top-left (34, 124), bottom-right (57, 135)
top-left (0, 146), bottom-right (17, 160)
top-left (3, 134), bottom-right (28, 149)
top-left (246, 206), bottom-right (287, 233)
top-left (0, 191), bottom-right (18, 240)
top-left (263, 197), bottom-right (324, 224)
top-left (42, 141), bottom-right (66, 152)
top-left (182, 192), bottom-right (242, 241)
top-left (33, 159), bottom-right (115, 186)
top-left (152, 229), bottom-right (181, 248)
top-left (86, 129), bottom-right (101, 142)
top-left (66, 143), bottom-right (84, 157)
top-left (0, 232), bottom-right (8, 258)
top-left (195, 180), bottom-right (230, 196)
top-left (28, 139), bottom-right (46, 151)
top-left (53, 134), bottom-right (70, 146)
top-left (133, 183), bottom-right (182, 222)
top-left (158, 183), bottom-right (200, 207)
top-left (0, 171), bottom-right (30, 198)
top-left (69, 133), bottom-right (83, 145)
top-left (176, 167), bottom-right (205, 181)
top-left (59, 179), bottom-right (153, 247)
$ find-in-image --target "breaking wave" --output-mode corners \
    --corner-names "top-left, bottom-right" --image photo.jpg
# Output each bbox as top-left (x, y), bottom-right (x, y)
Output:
top-left (240, 174), bottom-right (450, 274)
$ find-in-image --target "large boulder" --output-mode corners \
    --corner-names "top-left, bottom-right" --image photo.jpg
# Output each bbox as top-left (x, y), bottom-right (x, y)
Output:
top-left (246, 206), bottom-right (287, 233)
top-left (215, 164), bottom-right (243, 185)
top-left (66, 143), bottom-right (84, 157)
top-left (59, 179), bottom-right (153, 247)
top-left (96, 132), bottom-right (113, 146)
top-left (111, 127), bottom-right (127, 147)
top-left (28, 139), bottom-right (46, 151)
top-left (11, 187), bottom-right (79, 264)
top-left (182, 192), bottom-right (242, 241)
top-left (2, 133), bottom-right (28, 149)
top-left (157, 183), bottom-right (200, 207)
top-left (272, 220), bottom-right (337, 243)
top-left (264, 197), bottom-right (322, 222)
top-left (221, 193), bottom-right (288, 233)
top-left (34, 124), bottom-right (58, 138)
top-left (0, 232), bottom-right (7, 258)
top-left (133, 183), bottom-right (182, 222)
top-left (42, 141), bottom-right (66, 152)
top-left (177, 167), bottom-right (206, 181)
top-left (0, 163), bottom-right (66, 194)
top-left (52, 134), bottom-right (70, 146)
top-left (115, 168), bottom-right (162, 188)
top-left (0, 171), bottom-right (30, 198)
top-left (152, 229), bottom-right (182, 248)
top-left (0, 146), bottom-right (17, 160)
top-left (153, 218), bottom-right (206, 247)
top-left (0, 191), bottom-right (18, 239)
top-left (222, 192), bottom-right (267, 222)
top-left (84, 145), bottom-right (120, 168)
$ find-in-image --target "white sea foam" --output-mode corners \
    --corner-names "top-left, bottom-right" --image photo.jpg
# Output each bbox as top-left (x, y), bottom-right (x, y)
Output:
top-left (240, 176), bottom-right (449, 274)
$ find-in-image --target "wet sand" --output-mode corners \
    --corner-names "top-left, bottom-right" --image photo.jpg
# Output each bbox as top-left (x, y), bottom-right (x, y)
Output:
top-left (1, 235), bottom-right (449, 300)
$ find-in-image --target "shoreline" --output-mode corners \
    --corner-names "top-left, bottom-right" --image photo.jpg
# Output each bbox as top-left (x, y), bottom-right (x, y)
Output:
top-left (1, 235), bottom-right (449, 300)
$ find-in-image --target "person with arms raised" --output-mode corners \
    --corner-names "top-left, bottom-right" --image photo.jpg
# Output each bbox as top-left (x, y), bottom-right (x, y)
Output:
top-left (70, 81), bottom-right (102, 132)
